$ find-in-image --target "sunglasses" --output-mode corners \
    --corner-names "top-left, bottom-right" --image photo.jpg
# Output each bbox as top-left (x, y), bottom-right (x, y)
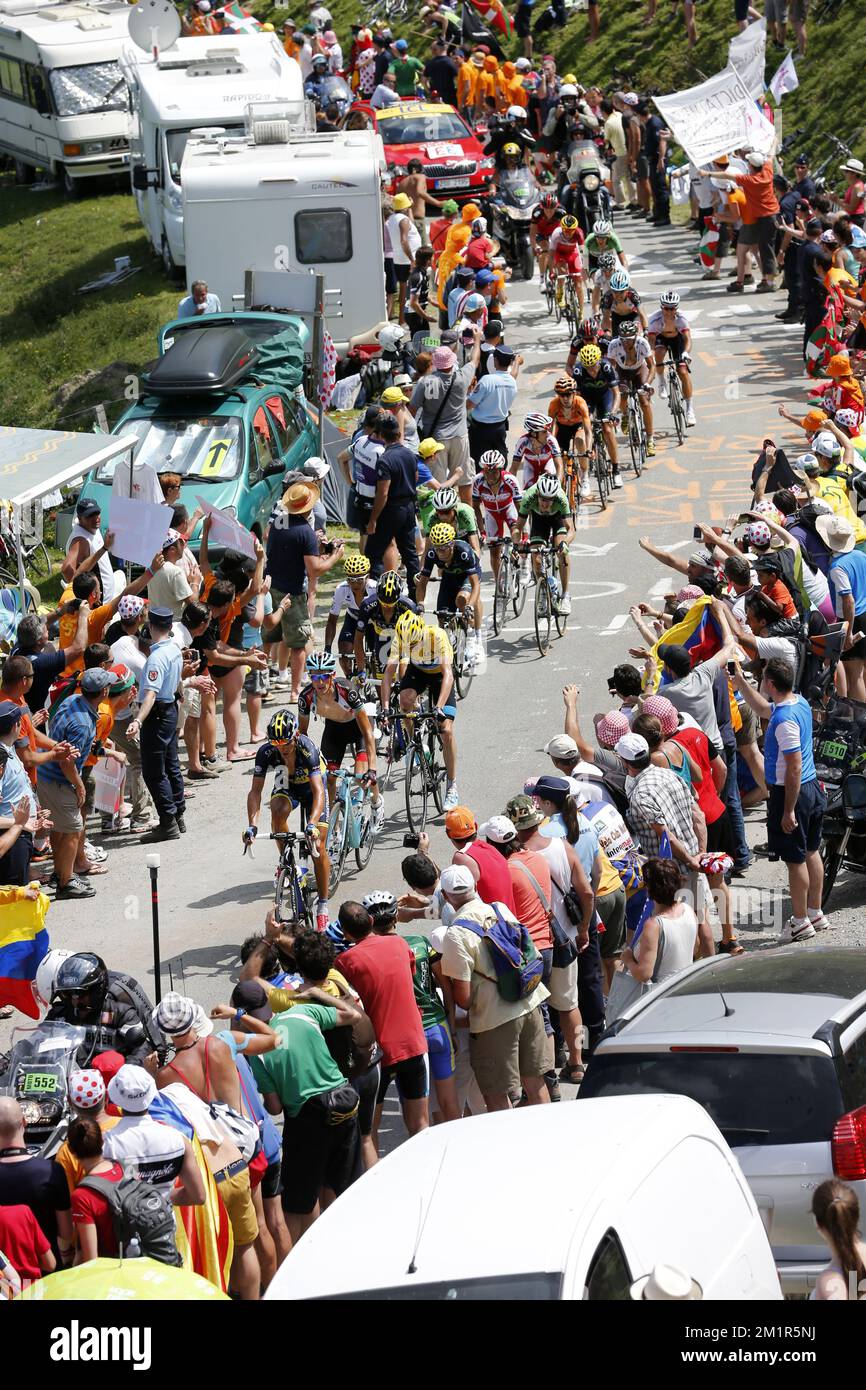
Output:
top-left (309, 673), bottom-right (332, 683)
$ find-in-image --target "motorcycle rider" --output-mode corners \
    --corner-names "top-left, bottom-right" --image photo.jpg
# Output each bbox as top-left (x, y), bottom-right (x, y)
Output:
top-left (304, 52), bottom-right (331, 107)
top-left (46, 953), bottom-right (161, 1067)
top-left (484, 106), bottom-right (535, 169)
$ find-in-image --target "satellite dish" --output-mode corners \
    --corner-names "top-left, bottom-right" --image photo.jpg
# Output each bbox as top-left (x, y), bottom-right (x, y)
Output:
top-left (128, 0), bottom-right (181, 55)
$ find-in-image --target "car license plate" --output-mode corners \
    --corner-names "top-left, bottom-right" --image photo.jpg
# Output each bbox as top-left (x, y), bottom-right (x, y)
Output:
top-left (436, 176), bottom-right (466, 189)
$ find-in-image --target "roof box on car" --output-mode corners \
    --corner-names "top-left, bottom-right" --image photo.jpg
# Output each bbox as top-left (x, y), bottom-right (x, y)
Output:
top-left (142, 324), bottom-right (259, 395)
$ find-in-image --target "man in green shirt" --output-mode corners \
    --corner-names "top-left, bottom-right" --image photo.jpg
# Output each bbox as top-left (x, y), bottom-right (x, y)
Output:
top-left (390, 40), bottom-right (425, 98)
top-left (514, 475), bottom-right (575, 615)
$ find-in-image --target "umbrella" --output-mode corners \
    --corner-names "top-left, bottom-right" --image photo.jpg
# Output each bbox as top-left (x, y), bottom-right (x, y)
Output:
top-left (17, 1256), bottom-right (230, 1301)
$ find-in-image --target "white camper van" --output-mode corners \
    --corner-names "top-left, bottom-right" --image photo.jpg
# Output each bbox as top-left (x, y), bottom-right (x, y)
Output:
top-left (0, 0), bottom-right (130, 192)
top-left (182, 122), bottom-right (387, 352)
top-left (123, 34), bottom-right (308, 275)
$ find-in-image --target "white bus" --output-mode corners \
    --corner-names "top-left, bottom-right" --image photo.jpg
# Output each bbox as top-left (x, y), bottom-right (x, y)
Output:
top-left (0, 0), bottom-right (130, 193)
top-left (123, 33), bottom-right (307, 276)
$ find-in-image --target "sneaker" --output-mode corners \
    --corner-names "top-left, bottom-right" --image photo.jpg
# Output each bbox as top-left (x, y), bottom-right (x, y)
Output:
top-left (176, 815), bottom-right (187, 835)
top-left (743, 274), bottom-right (755, 285)
top-left (700, 268), bottom-right (720, 280)
top-left (140, 820), bottom-right (181, 843)
top-left (270, 675), bottom-right (291, 691)
top-left (201, 757), bottom-right (227, 773)
top-left (545, 1076), bottom-right (561, 1102)
top-left (726, 280), bottom-right (745, 293)
top-left (658, 377), bottom-right (668, 399)
top-left (685, 404), bottom-right (696, 427)
top-left (578, 484), bottom-right (592, 501)
top-left (444, 782), bottom-right (459, 812)
top-left (188, 766), bottom-right (220, 780)
top-left (56, 876), bottom-right (97, 900)
top-left (372, 800), bottom-right (385, 831)
top-left (612, 472), bottom-right (624, 490)
top-left (131, 819), bottom-right (158, 834)
top-left (778, 916), bottom-right (816, 944)
top-left (84, 841), bottom-right (107, 862)
top-left (646, 437), bottom-right (656, 457)
top-left (808, 911), bottom-right (831, 932)
top-left (559, 593), bottom-right (571, 615)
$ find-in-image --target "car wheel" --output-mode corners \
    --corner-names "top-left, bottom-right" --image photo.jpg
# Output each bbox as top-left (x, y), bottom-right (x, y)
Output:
top-left (14, 160), bottom-right (35, 185)
top-left (61, 166), bottom-right (80, 198)
top-left (161, 236), bottom-right (179, 279)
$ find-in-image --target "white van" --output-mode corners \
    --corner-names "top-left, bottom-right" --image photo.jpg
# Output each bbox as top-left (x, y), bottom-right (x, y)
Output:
top-left (182, 121), bottom-right (387, 353)
top-left (0, 0), bottom-right (130, 192)
top-left (264, 1095), bottom-right (782, 1301)
top-left (123, 34), bottom-right (307, 275)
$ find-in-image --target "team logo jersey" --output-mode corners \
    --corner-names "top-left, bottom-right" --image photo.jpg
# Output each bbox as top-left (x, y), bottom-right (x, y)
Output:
top-left (646, 309), bottom-right (689, 336)
top-left (329, 578), bottom-right (377, 620)
top-left (549, 227), bottom-right (583, 263)
top-left (355, 595), bottom-right (420, 673)
top-left (253, 734), bottom-right (325, 791)
top-left (572, 359), bottom-right (619, 398)
top-left (518, 482), bottom-right (570, 518)
top-left (601, 287), bottom-right (642, 319)
top-left (297, 679), bottom-right (364, 721)
top-left (512, 432), bottom-right (561, 486)
top-left (606, 337), bottom-right (652, 371)
top-left (420, 537), bottom-right (481, 580)
top-left (392, 625), bottom-right (454, 672)
top-left (472, 472), bottom-right (523, 516)
top-left (530, 204), bottom-right (565, 238)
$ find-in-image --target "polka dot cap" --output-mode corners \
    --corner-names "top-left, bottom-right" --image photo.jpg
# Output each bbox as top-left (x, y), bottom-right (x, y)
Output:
top-left (68, 1068), bottom-right (106, 1110)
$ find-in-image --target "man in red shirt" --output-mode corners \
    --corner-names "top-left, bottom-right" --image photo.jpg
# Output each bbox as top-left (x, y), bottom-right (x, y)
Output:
top-left (338, 901), bottom-right (429, 1152)
top-left (701, 150), bottom-right (779, 294)
top-left (0, 1205), bottom-right (55, 1291)
top-left (445, 805), bottom-right (516, 911)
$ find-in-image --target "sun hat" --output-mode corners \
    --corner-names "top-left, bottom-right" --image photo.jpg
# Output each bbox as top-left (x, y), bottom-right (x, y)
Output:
top-left (80, 669), bottom-right (119, 696)
top-left (841, 158), bottom-right (865, 176)
top-left (281, 481), bottom-right (320, 514)
top-left (630, 1263), bottom-right (703, 1301)
top-left (432, 346), bottom-right (456, 371)
top-left (323, 28), bottom-right (337, 42)
top-left (835, 408), bottom-right (860, 430)
top-left (381, 385), bottom-right (409, 403)
top-left (392, 192), bottom-right (412, 211)
top-left (153, 991), bottom-right (198, 1037)
top-left (816, 513), bottom-right (856, 554)
top-left (471, 52), bottom-right (484, 66)
top-left (802, 407), bottom-right (829, 433)
top-left (596, 710), bottom-right (630, 749)
top-left (641, 694), bottom-right (678, 736)
top-left (479, 814), bottom-right (517, 844)
top-left (107, 1064), bottom-right (157, 1115)
top-left (615, 731), bottom-right (650, 764)
top-left (439, 864), bottom-right (476, 894)
top-left (826, 353), bottom-right (852, 378)
top-left (544, 733), bottom-right (580, 761)
top-left (418, 438), bottom-right (445, 457)
top-left (118, 595), bottom-right (145, 622)
top-left (444, 805), bottom-right (476, 838)
top-left (505, 793), bottom-right (542, 829)
top-left (68, 1069), bottom-right (106, 1111)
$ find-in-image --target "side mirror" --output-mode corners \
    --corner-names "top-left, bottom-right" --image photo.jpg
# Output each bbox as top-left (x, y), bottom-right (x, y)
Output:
top-left (132, 166), bottom-right (156, 192)
top-left (263, 462), bottom-right (286, 478)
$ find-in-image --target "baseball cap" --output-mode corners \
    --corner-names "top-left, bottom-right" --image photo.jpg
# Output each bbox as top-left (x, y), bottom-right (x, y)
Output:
top-left (794, 153), bottom-right (808, 165)
top-left (754, 552), bottom-right (783, 574)
top-left (153, 991), bottom-right (197, 1036)
top-left (657, 642), bottom-right (691, 677)
top-left (515, 56), bottom-right (531, 70)
top-left (463, 293), bottom-right (485, 312)
top-left (623, 91), bottom-right (639, 105)
top-left (118, 595), bottom-right (145, 622)
top-left (544, 733), bottom-right (580, 761)
top-left (746, 150), bottom-right (765, 168)
top-left (147, 605), bottom-right (175, 625)
top-left (68, 1069), bottom-right (106, 1111)
top-left (107, 1064), bottom-right (157, 1115)
top-left (161, 527), bottom-right (182, 550)
top-left (455, 267), bottom-right (476, 282)
top-left (381, 385), bottom-right (409, 403)
top-left (230, 980), bottom-right (272, 1022)
top-left (505, 793), bottom-right (542, 829)
top-left (534, 773), bottom-right (571, 806)
top-left (393, 37), bottom-right (408, 51)
top-left (479, 814), bottom-right (517, 844)
top-left (796, 452), bottom-right (821, 477)
top-left (107, 663), bottom-right (136, 695)
top-left (805, 217), bottom-right (823, 234)
top-left (0, 700), bottom-right (23, 735)
top-left (432, 346), bottom-right (456, 371)
top-left (492, 342), bottom-right (515, 359)
top-left (418, 437), bottom-right (444, 457)
top-left (444, 805), bottom-right (476, 838)
top-left (596, 709), bottom-right (630, 748)
top-left (615, 731), bottom-right (650, 763)
top-left (80, 668), bottom-right (119, 695)
top-left (75, 497), bottom-right (101, 518)
top-left (850, 225), bottom-right (866, 249)
top-left (439, 864), bottom-right (476, 894)
top-left (813, 429), bottom-right (841, 458)
top-left (475, 269), bottom-right (496, 286)
top-left (441, 199), bottom-right (459, 214)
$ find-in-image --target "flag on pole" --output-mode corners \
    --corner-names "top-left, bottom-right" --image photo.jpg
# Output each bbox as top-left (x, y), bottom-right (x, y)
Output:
top-left (216, 3), bottom-right (261, 33)
top-left (769, 50), bottom-right (799, 102)
top-left (461, 1), bottom-right (505, 58)
top-left (465, 0), bottom-right (512, 37)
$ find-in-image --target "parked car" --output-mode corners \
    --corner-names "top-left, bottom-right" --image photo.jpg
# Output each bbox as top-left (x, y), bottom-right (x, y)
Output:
top-left (343, 100), bottom-right (495, 203)
top-left (264, 1095), bottom-right (780, 1300)
top-left (580, 946), bottom-right (866, 1295)
top-left (77, 312), bottom-right (317, 549)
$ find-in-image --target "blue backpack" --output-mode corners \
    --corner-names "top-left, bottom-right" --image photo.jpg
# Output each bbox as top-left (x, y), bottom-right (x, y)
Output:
top-left (457, 904), bottom-right (544, 1003)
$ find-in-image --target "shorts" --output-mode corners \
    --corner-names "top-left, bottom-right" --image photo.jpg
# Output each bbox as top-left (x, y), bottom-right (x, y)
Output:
top-left (789, 0), bottom-right (808, 17)
top-left (384, 257), bottom-right (397, 295)
top-left (482, 506), bottom-right (518, 540)
top-left (338, 613), bottom-right (360, 646)
top-left (654, 331), bottom-right (687, 361)
top-left (346, 491), bottom-right (374, 533)
top-left (400, 664), bottom-right (457, 718)
top-left (244, 663), bottom-right (270, 697)
top-left (438, 434), bottom-right (474, 487)
top-left (595, 885), bottom-right (627, 959)
top-left (514, 4), bottom-right (532, 36)
top-left (552, 247), bottom-right (583, 275)
top-left (36, 776), bottom-right (83, 835)
top-left (529, 511), bottom-right (569, 542)
top-left (735, 700), bottom-right (760, 746)
top-left (183, 683), bottom-right (202, 719)
top-left (734, 0), bottom-right (750, 16)
top-left (425, 1022), bottom-right (456, 1081)
top-left (767, 779), bottom-right (826, 865)
top-left (765, 0), bottom-right (788, 22)
top-left (394, 261), bottom-right (412, 285)
top-left (840, 610), bottom-right (866, 663)
top-left (281, 1085), bottom-right (363, 1214)
top-left (547, 957), bottom-right (580, 1011)
top-left (636, 153), bottom-right (650, 181)
top-left (320, 717), bottom-right (364, 770)
top-left (351, 1062), bottom-right (380, 1137)
top-left (270, 769), bottom-right (328, 822)
top-left (553, 421), bottom-right (586, 452)
top-left (375, 1051), bottom-right (430, 1104)
top-left (271, 591), bottom-right (313, 650)
top-left (583, 388), bottom-right (616, 420)
top-left (261, 1157), bottom-right (283, 1200)
top-left (705, 808), bottom-right (735, 857)
top-left (215, 1163), bottom-right (259, 1246)
top-left (469, 1004), bottom-right (550, 1096)
top-left (437, 571), bottom-right (476, 612)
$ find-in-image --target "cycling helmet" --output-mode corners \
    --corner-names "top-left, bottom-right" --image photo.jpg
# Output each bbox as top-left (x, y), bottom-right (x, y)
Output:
top-left (578, 344), bottom-right (602, 367)
top-left (34, 948), bottom-right (73, 1012)
top-left (559, 83), bottom-right (578, 98)
top-left (377, 323), bottom-right (407, 351)
top-left (593, 219), bottom-right (613, 237)
top-left (506, 105), bottom-right (526, 121)
top-left (745, 520), bottom-right (771, 548)
top-left (396, 610), bottom-right (426, 644)
top-left (268, 709), bottom-right (298, 744)
top-left (578, 316), bottom-right (601, 342)
top-left (618, 320), bottom-right (639, 338)
top-left (480, 449), bottom-right (506, 469)
top-left (524, 412), bottom-right (549, 433)
top-left (554, 376), bottom-right (575, 393)
top-left (53, 953), bottom-right (109, 1022)
top-left (306, 650), bottom-right (337, 676)
top-left (597, 251), bottom-right (617, 271)
top-left (376, 570), bottom-right (403, 604)
top-left (361, 890), bottom-right (398, 921)
top-left (610, 270), bottom-right (631, 292)
top-left (343, 553), bottom-right (371, 578)
top-left (659, 289), bottom-right (681, 308)
top-left (429, 521), bottom-right (456, 547)
top-left (502, 142), bottom-right (521, 156)
top-left (835, 408), bottom-right (859, 431)
top-left (541, 191), bottom-right (559, 209)
top-left (537, 473), bottom-right (560, 498)
top-left (560, 214), bottom-right (579, 233)
top-left (433, 486), bottom-right (459, 511)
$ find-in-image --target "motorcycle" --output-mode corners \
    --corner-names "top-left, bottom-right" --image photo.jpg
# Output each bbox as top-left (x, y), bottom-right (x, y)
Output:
top-left (489, 167), bottom-right (541, 282)
top-left (308, 74), bottom-right (353, 119)
top-left (0, 1020), bottom-right (88, 1155)
top-left (561, 139), bottom-right (611, 237)
top-left (813, 696), bottom-right (866, 907)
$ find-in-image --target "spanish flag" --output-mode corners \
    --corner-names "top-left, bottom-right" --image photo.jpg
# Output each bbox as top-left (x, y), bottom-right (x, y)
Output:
top-left (174, 1134), bottom-right (234, 1292)
top-left (644, 595), bottom-right (724, 693)
top-left (0, 886), bottom-right (49, 1019)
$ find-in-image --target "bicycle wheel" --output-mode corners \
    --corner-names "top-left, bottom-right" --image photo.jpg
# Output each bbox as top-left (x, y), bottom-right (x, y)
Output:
top-left (326, 800), bottom-right (349, 893)
top-left (492, 551), bottom-right (510, 634)
top-left (534, 570), bottom-right (552, 655)
top-left (553, 566), bottom-right (568, 638)
top-left (628, 402), bottom-right (643, 477)
top-left (594, 441), bottom-right (608, 510)
top-left (427, 727), bottom-right (447, 813)
top-left (24, 542), bottom-right (52, 581)
top-left (544, 271), bottom-right (556, 317)
top-left (405, 745), bottom-right (428, 834)
top-left (564, 458), bottom-right (579, 520)
top-left (553, 280), bottom-right (563, 325)
top-left (513, 552), bottom-right (529, 617)
top-left (668, 370), bottom-right (685, 445)
top-left (453, 622), bottom-right (475, 699)
top-left (354, 794), bottom-right (375, 871)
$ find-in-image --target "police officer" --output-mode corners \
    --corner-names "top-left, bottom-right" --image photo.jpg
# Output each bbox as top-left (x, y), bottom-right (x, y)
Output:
top-left (137, 606), bottom-right (185, 842)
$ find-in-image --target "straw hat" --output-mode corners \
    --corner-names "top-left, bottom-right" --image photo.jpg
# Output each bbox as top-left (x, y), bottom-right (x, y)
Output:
top-left (282, 481), bottom-right (320, 515)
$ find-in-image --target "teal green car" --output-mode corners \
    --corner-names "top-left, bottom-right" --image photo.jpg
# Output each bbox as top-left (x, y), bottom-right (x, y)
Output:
top-left (81, 312), bottom-right (318, 550)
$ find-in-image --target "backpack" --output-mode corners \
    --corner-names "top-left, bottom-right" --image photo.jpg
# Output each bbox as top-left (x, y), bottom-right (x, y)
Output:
top-left (79, 1174), bottom-right (182, 1267)
top-left (456, 904), bottom-right (544, 1004)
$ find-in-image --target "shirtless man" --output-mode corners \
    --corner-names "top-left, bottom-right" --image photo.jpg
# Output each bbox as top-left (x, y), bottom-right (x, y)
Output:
top-left (398, 159), bottom-right (445, 247)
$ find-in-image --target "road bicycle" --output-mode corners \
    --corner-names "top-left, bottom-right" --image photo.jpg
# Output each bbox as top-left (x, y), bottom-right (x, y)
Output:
top-left (517, 539), bottom-right (567, 656)
top-left (624, 381), bottom-right (647, 476)
top-left (270, 830), bottom-right (318, 928)
top-left (561, 441), bottom-right (583, 520)
top-left (490, 536), bottom-right (529, 635)
top-left (557, 273), bottom-right (583, 336)
top-left (664, 351), bottom-right (687, 446)
top-left (591, 427), bottom-right (612, 510)
top-left (436, 606), bottom-right (477, 700)
top-left (0, 526), bottom-right (52, 585)
top-left (326, 768), bottom-right (376, 894)
top-left (394, 706), bottom-right (448, 835)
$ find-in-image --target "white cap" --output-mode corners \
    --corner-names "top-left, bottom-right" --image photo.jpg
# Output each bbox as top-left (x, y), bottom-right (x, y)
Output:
top-left (479, 815), bottom-right (517, 844)
top-left (746, 150), bottom-right (766, 168)
top-left (615, 731), bottom-right (650, 763)
top-left (813, 430), bottom-right (840, 458)
top-left (439, 865), bottom-right (476, 894)
top-left (107, 1064), bottom-right (157, 1115)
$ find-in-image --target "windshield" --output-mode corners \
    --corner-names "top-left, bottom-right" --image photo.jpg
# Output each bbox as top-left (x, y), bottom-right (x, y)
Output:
top-left (8, 1022), bottom-right (88, 1065)
top-left (48, 62), bottom-right (128, 117)
top-left (165, 125), bottom-right (244, 184)
top-left (316, 1273), bottom-right (562, 1300)
top-left (499, 168), bottom-right (538, 202)
top-left (380, 112), bottom-right (469, 145)
top-left (101, 417), bottom-right (244, 483)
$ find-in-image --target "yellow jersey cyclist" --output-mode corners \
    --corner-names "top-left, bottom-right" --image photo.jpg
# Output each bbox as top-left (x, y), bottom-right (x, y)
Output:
top-left (512, 472), bottom-right (575, 614)
top-left (297, 649), bottom-right (384, 831)
top-left (323, 552), bottom-right (377, 678)
top-left (571, 343), bottom-right (623, 489)
top-left (646, 290), bottom-right (696, 428)
top-left (381, 609), bottom-right (460, 811)
top-left (415, 521), bottom-right (483, 664)
top-left (606, 319), bottom-right (657, 457)
top-left (244, 709), bottom-right (331, 931)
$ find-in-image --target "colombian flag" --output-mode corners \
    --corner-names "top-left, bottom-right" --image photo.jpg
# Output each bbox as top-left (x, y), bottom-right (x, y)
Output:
top-left (644, 595), bottom-right (724, 693)
top-left (0, 886), bottom-right (50, 1019)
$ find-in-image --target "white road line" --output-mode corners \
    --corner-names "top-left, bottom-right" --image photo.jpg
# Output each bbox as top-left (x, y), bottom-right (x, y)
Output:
top-left (597, 613), bottom-right (629, 636)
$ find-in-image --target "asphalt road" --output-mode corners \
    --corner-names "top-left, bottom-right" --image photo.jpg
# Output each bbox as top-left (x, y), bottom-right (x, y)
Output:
top-left (9, 213), bottom-right (866, 1068)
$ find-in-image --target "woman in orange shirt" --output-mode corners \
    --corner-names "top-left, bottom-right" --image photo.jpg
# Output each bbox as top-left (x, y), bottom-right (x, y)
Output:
top-left (548, 376), bottom-right (593, 505)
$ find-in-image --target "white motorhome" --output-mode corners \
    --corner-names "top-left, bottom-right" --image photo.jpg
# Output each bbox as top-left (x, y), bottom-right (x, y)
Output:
top-left (123, 34), bottom-right (308, 275)
top-left (0, 0), bottom-right (130, 192)
top-left (182, 121), bottom-right (387, 352)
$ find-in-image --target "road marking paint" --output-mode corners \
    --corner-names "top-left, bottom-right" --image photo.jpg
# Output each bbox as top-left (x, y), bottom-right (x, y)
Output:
top-left (597, 613), bottom-right (629, 635)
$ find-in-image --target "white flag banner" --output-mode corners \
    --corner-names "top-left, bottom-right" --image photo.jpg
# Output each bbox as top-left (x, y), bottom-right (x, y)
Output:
top-left (769, 50), bottom-right (799, 102)
top-left (654, 66), bottom-right (774, 169)
top-left (727, 17), bottom-right (767, 100)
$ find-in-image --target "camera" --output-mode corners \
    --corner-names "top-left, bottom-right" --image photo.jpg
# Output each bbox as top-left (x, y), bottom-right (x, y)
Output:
top-left (403, 832), bottom-right (421, 849)
top-left (320, 539), bottom-right (336, 555)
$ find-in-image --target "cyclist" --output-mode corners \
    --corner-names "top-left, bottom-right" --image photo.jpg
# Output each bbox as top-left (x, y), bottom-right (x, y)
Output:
top-left (419, 485), bottom-right (480, 556)
top-left (415, 521), bottom-right (483, 663)
top-left (530, 190), bottom-right (566, 287)
top-left (565, 314), bottom-right (610, 375)
top-left (583, 218), bottom-right (629, 275)
top-left (607, 320), bottom-right (656, 458)
top-left (548, 376), bottom-right (593, 502)
top-left (323, 553), bottom-right (377, 677)
top-left (381, 610), bottom-right (459, 809)
top-left (512, 473), bottom-right (575, 614)
top-left (548, 214), bottom-right (586, 315)
top-left (353, 569), bottom-right (420, 689)
top-left (513, 412), bottom-right (564, 488)
top-left (646, 289), bottom-right (696, 428)
top-left (571, 343), bottom-right (623, 489)
top-left (244, 709), bottom-right (331, 932)
top-left (600, 268), bottom-right (646, 339)
top-left (472, 450), bottom-right (523, 583)
top-left (297, 650), bottom-right (384, 830)
top-left (590, 250), bottom-right (620, 316)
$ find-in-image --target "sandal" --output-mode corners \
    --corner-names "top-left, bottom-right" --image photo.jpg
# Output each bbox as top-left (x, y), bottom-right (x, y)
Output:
top-left (717, 939), bottom-right (745, 956)
top-left (559, 1063), bottom-right (586, 1084)
top-left (76, 861), bottom-right (108, 876)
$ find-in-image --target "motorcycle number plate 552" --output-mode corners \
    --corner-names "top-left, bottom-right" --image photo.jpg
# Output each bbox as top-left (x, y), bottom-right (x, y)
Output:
top-left (21, 1071), bottom-right (59, 1094)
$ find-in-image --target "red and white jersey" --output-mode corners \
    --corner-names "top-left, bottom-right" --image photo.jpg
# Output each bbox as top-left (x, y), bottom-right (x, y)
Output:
top-left (473, 472), bottom-right (522, 517)
top-left (512, 433), bottom-right (561, 487)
